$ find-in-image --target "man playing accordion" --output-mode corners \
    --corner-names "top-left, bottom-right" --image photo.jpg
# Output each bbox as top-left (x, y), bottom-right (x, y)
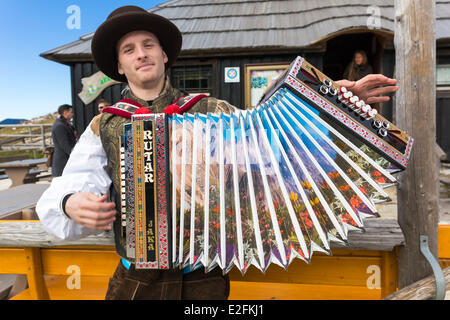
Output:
top-left (36, 5), bottom-right (398, 300)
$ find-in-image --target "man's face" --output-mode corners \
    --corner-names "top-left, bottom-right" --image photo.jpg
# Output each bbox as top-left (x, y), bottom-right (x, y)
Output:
top-left (117, 31), bottom-right (168, 88)
top-left (63, 108), bottom-right (73, 121)
top-left (98, 102), bottom-right (109, 113)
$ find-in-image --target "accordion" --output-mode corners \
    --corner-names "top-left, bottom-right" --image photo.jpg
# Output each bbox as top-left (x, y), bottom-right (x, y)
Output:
top-left (119, 56), bottom-right (413, 274)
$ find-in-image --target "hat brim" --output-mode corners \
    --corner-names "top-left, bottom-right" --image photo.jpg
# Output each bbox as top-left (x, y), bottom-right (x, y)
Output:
top-left (92, 11), bottom-right (182, 82)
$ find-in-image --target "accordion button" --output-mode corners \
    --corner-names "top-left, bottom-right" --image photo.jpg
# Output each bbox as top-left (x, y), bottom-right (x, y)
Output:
top-left (359, 104), bottom-right (370, 117)
top-left (367, 107), bottom-right (378, 119)
top-left (382, 121), bottom-right (390, 129)
top-left (350, 96), bottom-right (359, 104)
top-left (342, 91), bottom-right (352, 107)
top-left (354, 101), bottom-right (363, 114)
top-left (319, 85), bottom-right (329, 95)
top-left (361, 104), bottom-right (370, 113)
top-left (378, 128), bottom-right (388, 137)
top-left (340, 86), bottom-right (348, 94)
top-left (328, 87), bottom-right (337, 96)
top-left (373, 119), bottom-right (382, 129)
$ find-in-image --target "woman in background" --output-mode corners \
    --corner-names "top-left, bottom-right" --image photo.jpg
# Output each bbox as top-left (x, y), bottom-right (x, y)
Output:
top-left (343, 50), bottom-right (373, 81)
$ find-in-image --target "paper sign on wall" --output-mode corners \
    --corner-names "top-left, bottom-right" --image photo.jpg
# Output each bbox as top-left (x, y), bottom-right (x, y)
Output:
top-left (224, 67), bottom-right (240, 83)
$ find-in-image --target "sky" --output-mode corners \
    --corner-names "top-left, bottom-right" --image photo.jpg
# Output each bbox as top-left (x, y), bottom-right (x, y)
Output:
top-left (0, 0), bottom-right (167, 121)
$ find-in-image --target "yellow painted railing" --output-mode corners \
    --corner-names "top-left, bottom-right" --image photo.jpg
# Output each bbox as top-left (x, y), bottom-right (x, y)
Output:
top-left (0, 220), bottom-right (447, 300)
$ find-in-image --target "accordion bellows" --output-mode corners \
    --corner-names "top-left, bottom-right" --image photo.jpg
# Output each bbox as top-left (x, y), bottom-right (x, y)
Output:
top-left (119, 56), bottom-right (413, 274)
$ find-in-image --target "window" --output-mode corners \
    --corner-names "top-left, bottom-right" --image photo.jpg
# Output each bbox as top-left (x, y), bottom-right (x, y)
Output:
top-left (171, 65), bottom-right (213, 95)
top-left (437, 64), bottom-right (450, 85)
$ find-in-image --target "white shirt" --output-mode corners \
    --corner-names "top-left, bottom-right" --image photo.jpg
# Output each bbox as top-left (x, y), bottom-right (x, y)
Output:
top-left (36, 122), bottom-right (112, 240)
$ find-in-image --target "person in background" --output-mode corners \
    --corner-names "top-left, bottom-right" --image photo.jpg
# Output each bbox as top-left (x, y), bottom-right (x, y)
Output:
top-left (51, 104), bottom-right (77, 177)
top-left (343, 50), bottom-right (374, 81)
top-left (97, 98), bottom-right (111, 113)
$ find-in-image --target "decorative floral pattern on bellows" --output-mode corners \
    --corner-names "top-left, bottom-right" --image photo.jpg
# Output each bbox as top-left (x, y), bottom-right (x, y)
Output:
top-left (155, 114), bottom-right (170, 269)
top-left (284, 77), bottom-right (410, 168)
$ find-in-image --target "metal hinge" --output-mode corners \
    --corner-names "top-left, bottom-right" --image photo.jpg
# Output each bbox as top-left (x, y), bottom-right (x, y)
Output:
top-left (419, 235), bottom-right (446, 300)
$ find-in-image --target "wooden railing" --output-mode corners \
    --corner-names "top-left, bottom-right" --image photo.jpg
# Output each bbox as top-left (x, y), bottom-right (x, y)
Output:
top-left (0, 124), bottom-right (53, 156)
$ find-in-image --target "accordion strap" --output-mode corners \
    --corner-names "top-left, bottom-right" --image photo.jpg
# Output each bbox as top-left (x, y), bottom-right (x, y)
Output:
top-left (101, 99), bottom-right (144, 119)
top-left (163, 94), bottom-right (208, 115)
top-left (101, 95), bottom-right (208, 118)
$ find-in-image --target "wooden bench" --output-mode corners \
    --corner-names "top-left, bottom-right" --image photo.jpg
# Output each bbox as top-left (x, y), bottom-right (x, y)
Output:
top-left (0, 159), bottom-right (48, 187)
top-left (0, 170), bottom-right (51, 183)
top-left (0, 184), bottom-right (49, 220)
top-left (24, 169), bottom-right (52, 183)
top-left (0, 169), bottom-right (52, 183)
top-left (0, 169), bottom-right (7, 180)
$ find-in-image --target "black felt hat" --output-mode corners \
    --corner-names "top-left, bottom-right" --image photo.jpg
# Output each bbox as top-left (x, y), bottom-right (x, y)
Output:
top-left (91, 6), bottom-right (182, 82)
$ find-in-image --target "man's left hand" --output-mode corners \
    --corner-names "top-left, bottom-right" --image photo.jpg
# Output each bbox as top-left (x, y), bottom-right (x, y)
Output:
top-left (336, 74), bottom-right (398, 104)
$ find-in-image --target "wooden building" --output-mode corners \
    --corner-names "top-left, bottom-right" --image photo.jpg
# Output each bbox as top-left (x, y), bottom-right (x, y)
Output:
top-left (41, 0), bottom-right (450, 154)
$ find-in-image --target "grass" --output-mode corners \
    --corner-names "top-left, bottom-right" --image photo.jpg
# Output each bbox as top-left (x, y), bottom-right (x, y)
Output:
top-left (0, 150), bottom-right (45, 160)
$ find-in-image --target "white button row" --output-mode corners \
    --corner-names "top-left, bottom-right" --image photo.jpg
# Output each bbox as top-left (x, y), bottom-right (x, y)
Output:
top-left (337, 88), bottom-right (377, 120)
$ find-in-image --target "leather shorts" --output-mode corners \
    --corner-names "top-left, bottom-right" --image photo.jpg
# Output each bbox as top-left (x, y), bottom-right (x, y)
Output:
top-left (105, 261), bottom-right (230, 300)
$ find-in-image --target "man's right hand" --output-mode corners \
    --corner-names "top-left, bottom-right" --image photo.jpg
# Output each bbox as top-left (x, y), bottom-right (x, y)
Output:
top-left (65, 192), bottom-right (116, 231)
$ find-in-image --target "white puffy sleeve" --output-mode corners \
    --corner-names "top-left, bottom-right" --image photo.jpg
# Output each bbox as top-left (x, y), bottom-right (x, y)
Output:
top-left (36, 121), bottom-right (112, 240)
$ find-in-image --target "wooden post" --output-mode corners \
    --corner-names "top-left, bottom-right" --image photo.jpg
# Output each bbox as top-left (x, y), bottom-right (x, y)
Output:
top-left (394, 0), bottom-right (439, 288)
top-left (24, 248), bottom-right (50, 300)
top-left (381, 250), bottom-right (398, 298)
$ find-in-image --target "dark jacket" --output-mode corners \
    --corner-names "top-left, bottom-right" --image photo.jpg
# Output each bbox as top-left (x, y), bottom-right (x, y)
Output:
top-left (51, 116), bottom-right (77, 176)
top-left (343, 63), bottom-right (373, 81)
